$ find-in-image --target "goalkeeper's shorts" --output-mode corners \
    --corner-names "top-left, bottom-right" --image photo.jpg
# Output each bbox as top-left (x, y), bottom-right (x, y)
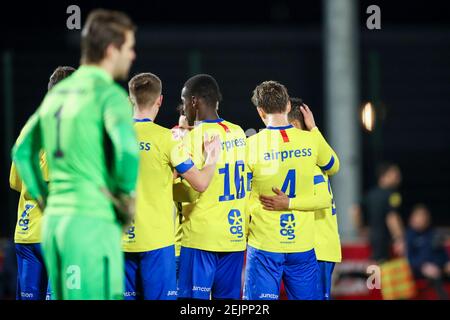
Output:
top-left (41, 214), bottom-right (123, 300)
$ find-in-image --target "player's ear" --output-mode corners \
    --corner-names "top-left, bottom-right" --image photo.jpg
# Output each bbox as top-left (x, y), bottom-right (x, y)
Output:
top-left (128, 94), bottom-right (135, 106)
top-left (286, 100), bottom-right (292, 113)
top-left (105, 42), bottom-right (119, 61)
top-left (191, 96), bottom-right (198, 109)
top-left (157, 95), bottom-right (163, 108)
top-left (257, 107), bottom-right (266, 119)
top-left (292, 119), bottom-right (302, 130)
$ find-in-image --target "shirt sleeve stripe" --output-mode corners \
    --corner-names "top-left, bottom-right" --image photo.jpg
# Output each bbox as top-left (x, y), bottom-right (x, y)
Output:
top-left (314, 175), bottom-right (326, 185)
top-left (175, 159), bottom-right (195, 174)
top-left (319, 156), bottom-right (335, 171)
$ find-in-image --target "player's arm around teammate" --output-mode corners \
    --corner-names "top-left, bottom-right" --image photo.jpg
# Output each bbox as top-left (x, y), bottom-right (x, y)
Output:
top-left (260, 99), bottom-right (342, 300)
top-left (122, 73), bottom-right (221, 300)
top-left (177, 74), bottom-right (248, 300)
top-left (259, 101), bottom-right (339, 212)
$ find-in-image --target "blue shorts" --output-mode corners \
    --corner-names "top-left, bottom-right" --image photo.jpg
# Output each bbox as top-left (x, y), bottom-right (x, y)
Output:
top-left (243, 246), bottom-right (321, 300)
top-left (177, 247), bottom-right (245, 300)
top-left (15, 243), bottom-right (51, 300)
top-left (124, 245), bottom-right (177, 300)
top-left (318, 261), bottom-right (335, 300)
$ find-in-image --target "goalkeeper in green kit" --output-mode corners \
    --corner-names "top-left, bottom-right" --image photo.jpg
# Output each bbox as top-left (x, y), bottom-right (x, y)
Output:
top-left (11, 9), bottom-right (139, 300)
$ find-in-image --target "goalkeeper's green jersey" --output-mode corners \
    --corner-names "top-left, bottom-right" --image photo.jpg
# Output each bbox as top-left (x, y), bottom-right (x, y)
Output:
top-left (12, 65), bottom-right (139, 222)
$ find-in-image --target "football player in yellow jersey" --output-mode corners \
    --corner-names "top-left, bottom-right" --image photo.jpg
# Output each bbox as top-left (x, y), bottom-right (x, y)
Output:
top-left (9, 66), bottom-right (75, 300)
top-left (259, 98), bottom-right (341, 300)
top-left (123, 73), bottom-right (221, 300)
top-left (243, 81), bottom-right (339, 300)
top-left (177, 74), bottom-right (248, 300)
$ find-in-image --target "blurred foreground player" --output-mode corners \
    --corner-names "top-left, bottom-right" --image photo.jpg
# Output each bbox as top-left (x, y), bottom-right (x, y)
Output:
top-left (259, 98), bottom-right (341, 300)
top-left (123, 73), bottom-right (221, 299)
top-left (9, 66), bottom-right (75, 300)
top-left (12, 9), bottom-right (139, 300)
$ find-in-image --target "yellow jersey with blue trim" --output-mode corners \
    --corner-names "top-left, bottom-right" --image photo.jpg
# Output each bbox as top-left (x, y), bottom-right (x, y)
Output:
top-left (290, 168), bottom-right (341, 262)
top-left (246, 124), bottom-right (337, 253)
top-left (11, 151), bottom-right (48, 244)
top-left (122, 119), bottom-right (194, 252)
top-left (181, 118), bottom-right (248, 252)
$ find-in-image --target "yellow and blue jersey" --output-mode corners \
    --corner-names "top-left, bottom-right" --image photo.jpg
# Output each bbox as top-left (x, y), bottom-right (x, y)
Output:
top-left (314, 172), bottom-right (341, 262)
top-left (181, 118), bottom-right (248, 252)
top-left (122, 119), bottom-right (194, 252)
top-left (288, 128), bottom-right (341, 262)
top-left (290, 167), bottom-right (341, 262)
top-left (10, 151), bottom-right (48, 244)
top-left (246, 125), bottom-right (338, 253)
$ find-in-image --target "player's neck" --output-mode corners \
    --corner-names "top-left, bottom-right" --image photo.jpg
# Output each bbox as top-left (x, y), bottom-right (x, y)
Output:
top-left (196, 109), bottom-right (220, 122)
top-left (83, 61), bottom-right (115, 79)
top-left (266, 113), bottom-right (290, 127)
top-left (134, 105), bottom-right (158, 122)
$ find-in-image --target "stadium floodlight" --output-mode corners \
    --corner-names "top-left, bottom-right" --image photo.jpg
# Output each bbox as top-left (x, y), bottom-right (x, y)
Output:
top-left (361, 102), bottom-right (376, 132)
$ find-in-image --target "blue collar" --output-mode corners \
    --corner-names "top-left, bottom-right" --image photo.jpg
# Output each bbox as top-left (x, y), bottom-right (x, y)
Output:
top-left (201, 118), bottom-right (224, 123)
top-left (134, 118), bottom-right (153, 122)
top-left (266, 124), bottom-right (293, 130)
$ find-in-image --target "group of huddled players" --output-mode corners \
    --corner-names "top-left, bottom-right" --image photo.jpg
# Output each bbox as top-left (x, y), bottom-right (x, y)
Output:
top-left (10, 8), bottom-right (341, 300)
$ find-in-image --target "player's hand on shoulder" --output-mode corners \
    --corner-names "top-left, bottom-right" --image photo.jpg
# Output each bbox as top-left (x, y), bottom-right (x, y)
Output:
top-left (300, 104), bottom-right (317, 131)
top-left (204, 133), bottom-right (221, 165)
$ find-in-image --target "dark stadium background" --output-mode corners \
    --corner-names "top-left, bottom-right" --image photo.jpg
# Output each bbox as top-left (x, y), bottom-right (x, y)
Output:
top-left (1, 0), bottom-right (449, 240)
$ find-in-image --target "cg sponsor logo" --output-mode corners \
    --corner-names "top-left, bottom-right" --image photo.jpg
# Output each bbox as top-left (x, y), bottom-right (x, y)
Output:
top-left (280, 213), bottom-right (296, 240)
top-left (19, 204), bottom-right (34, 231)
top-left (228, 209), bottom-right (243, 238)
top-left (126, 225), bottom-right (136, 239)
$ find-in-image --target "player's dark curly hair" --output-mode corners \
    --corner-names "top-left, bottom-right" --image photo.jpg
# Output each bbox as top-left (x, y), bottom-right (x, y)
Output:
top-left (183, 74), bottom-right (222, 108)
top-left (251, 80), bottom-right (289, 113)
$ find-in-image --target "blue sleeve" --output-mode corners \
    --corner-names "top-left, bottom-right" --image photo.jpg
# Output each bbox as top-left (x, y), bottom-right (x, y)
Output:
top-left (175, 159), bottom-right (195, 174)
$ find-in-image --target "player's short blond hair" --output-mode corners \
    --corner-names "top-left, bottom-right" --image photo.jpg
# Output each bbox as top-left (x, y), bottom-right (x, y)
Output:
top-left (128, 73), bottom-right (162, 107)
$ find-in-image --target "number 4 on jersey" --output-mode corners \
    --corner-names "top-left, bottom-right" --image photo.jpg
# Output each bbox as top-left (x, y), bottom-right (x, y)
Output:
top-left (281, 169), bottom-right (296, 198)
